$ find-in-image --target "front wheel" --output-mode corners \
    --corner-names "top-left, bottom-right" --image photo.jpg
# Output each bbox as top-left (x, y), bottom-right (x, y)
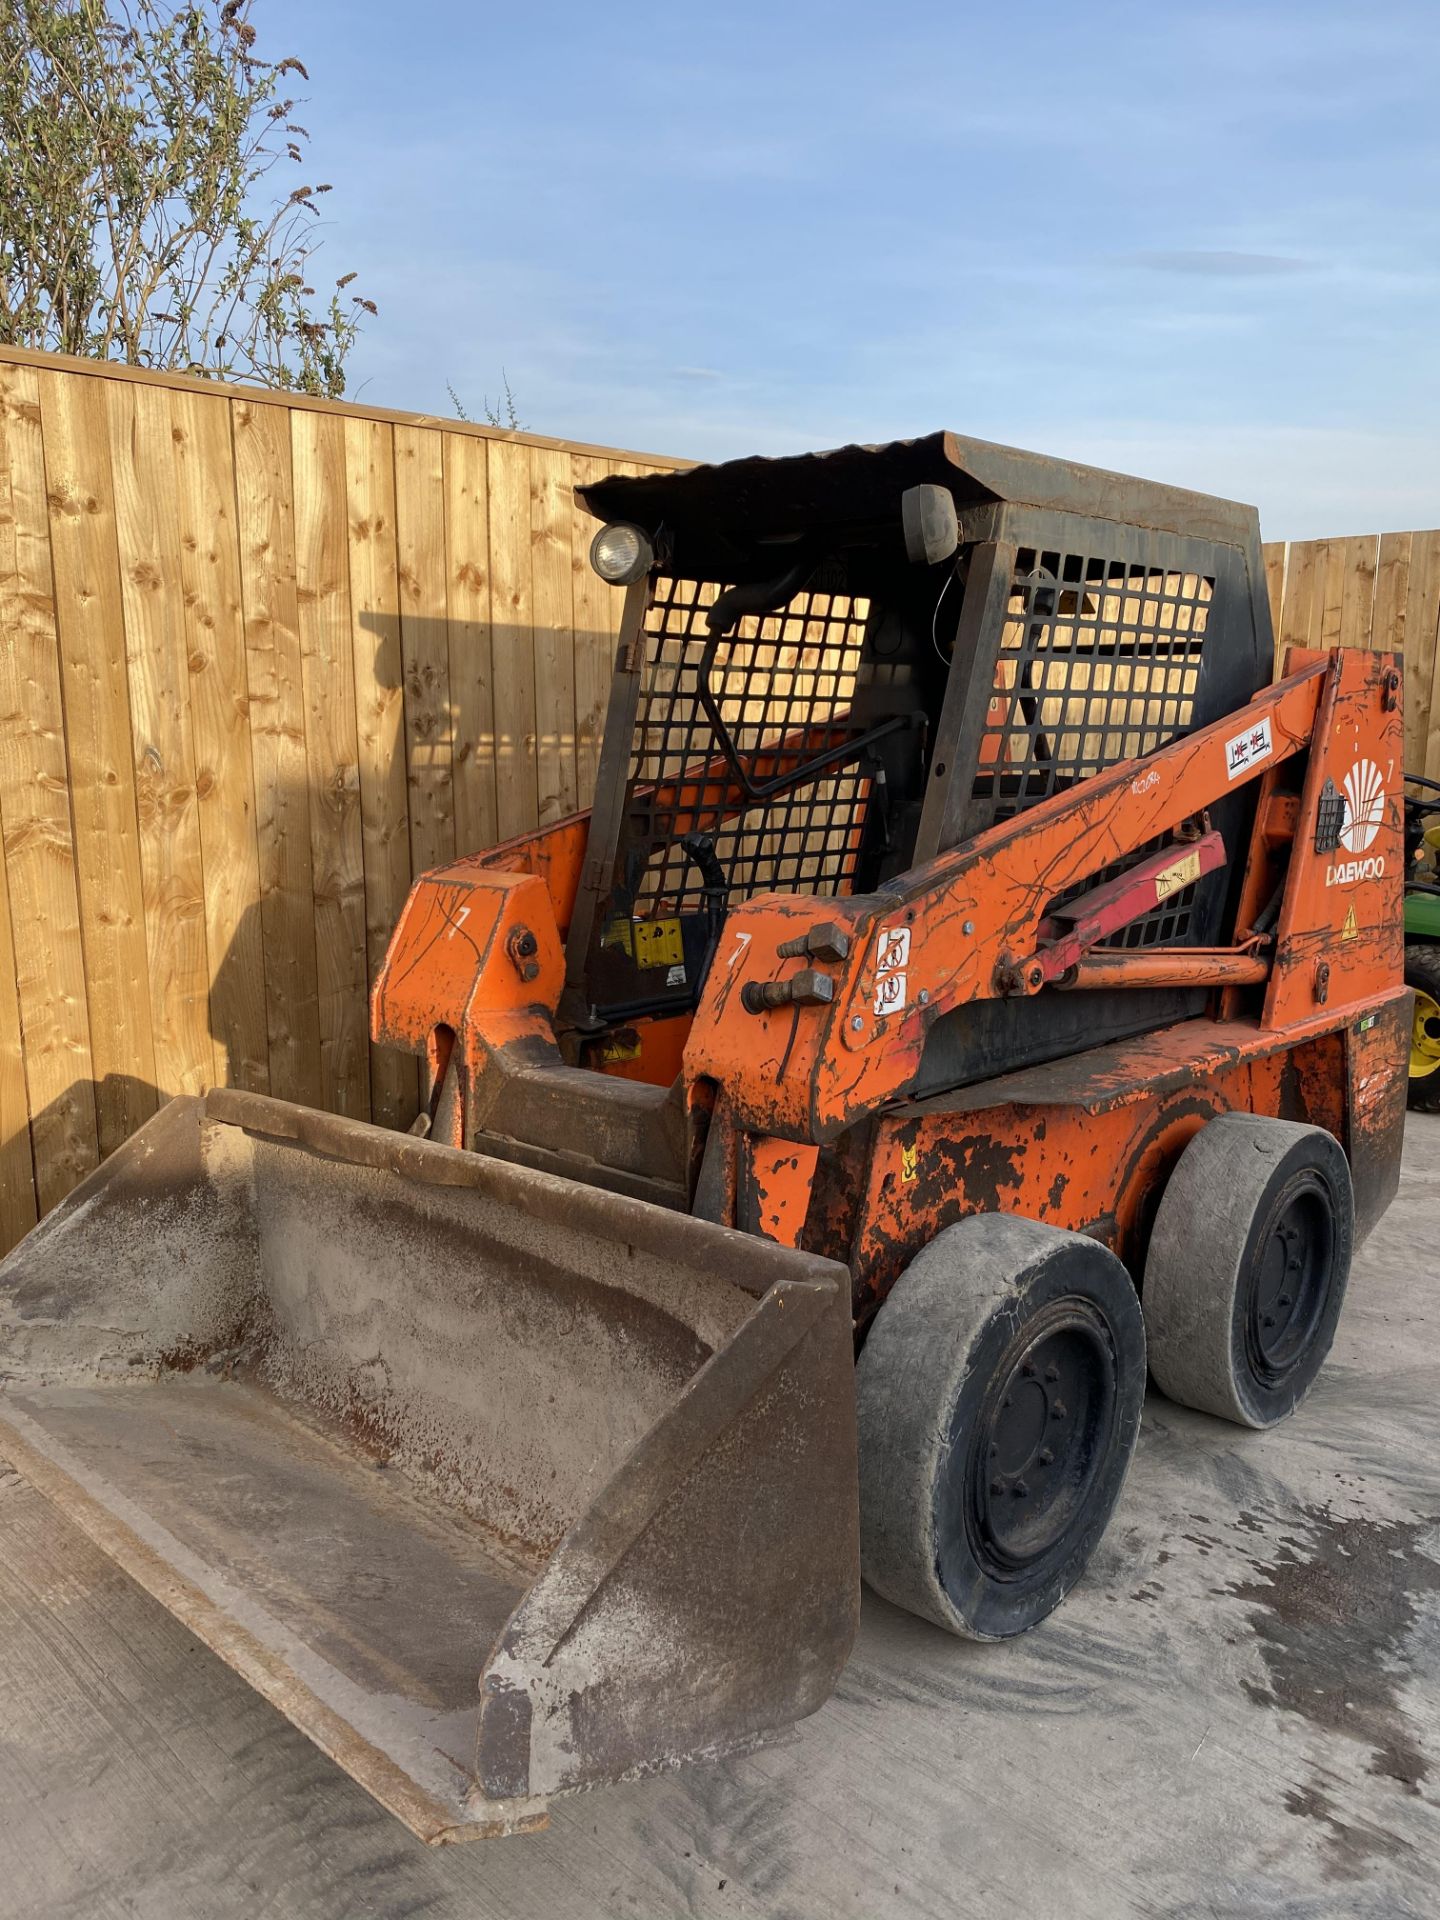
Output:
top-left (1406, 944), bottom-right (1440, 1112)
top-left (856, 1215), bottom-right (1147, 1640)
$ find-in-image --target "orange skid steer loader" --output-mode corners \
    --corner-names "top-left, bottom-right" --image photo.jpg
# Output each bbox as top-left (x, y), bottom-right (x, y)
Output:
top-left (0, 435), bottom-right (1407, 1841)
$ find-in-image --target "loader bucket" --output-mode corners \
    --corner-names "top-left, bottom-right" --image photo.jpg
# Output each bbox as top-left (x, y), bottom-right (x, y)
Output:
top-left (0, 1090), bottom-right (859, 1842)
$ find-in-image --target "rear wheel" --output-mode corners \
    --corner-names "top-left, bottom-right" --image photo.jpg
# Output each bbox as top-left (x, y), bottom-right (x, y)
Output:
top-left (1406, 945), bottom-right (1440, 1112)
top-left (856, 1215), bottom-right (1146, 1640)
top-left (1143, 1114), bottom-right (1353, 1428)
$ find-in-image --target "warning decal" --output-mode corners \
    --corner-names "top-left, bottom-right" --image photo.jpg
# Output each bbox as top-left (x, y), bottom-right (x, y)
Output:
top-left (874, 925), bottom-right (910, 1017)
top-left (876, 926), bottom-right (910, 973)
top-left (1224, 716), bottom-right (1273, 781)
top-left (1154, 849), bottom-right (1202, 902)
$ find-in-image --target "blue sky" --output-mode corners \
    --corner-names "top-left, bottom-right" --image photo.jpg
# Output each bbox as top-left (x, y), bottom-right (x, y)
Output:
top-left (282, 0), bottom-right (1439, 539)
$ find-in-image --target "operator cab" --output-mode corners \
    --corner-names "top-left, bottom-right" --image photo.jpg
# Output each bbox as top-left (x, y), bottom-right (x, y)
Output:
top-left (564, 432), bottom-right (1271, 1090)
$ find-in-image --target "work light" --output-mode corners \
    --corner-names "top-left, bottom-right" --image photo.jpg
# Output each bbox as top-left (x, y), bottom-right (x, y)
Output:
top-left (590, 522), bottom-right (653, 585)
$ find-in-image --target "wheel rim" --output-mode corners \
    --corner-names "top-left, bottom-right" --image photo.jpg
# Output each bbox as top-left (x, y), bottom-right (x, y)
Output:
top-left (1244, 1174), bottom-right (1334, 1386)
top-left (1411, 988), bottom-right (1440, 1080)
top-left (968, 1300), bottom-right (1118, 1578)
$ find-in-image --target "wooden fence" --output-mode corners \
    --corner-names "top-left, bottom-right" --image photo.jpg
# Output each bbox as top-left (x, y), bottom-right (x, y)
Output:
top-left (1265, 531), bottom-right (1440, 781)
top-left (0, 345), bottom-right (679, 1253)
top-left (0, 340), bottom-right (1436, 1255)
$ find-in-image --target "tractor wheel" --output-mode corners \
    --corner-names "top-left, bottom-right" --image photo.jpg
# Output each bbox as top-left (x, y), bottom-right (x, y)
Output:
top-left (856, 1215), bottom-right (1146, 1640)
top-left (1143, 1114), bottom-right (1353, 1429)
top-left (1405, 944), bottom-right (1440, 1112)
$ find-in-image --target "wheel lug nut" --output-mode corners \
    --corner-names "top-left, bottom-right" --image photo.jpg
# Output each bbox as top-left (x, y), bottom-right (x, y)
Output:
top-left (990, 1479), bottom-right (1005, 1495)
top-left (1002, 1396), bottom-right (1012, 1410)
top-left (1021, 1361), bottom-right (1036, 1377)
top-left (1279, 1293), bottom-right (1291, 1307)
top-left (1013, 1480), bottom-right (1029, 1499)
top-left (1038, 1448), bottom-right (1054, 1466)
top-left (989, 1442), bottom-right (998, 1457)
top-left (1045, 1365), bottom-right (1060, 1382)
top-left (1263, 1314), bottom-right (1275, 1328)
top-left (1051, 1400), bottom-right (1067, 1421)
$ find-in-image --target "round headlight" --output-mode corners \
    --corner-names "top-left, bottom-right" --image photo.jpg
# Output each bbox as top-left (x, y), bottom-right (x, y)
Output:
top-left (590, 522), bottom-right (653, 585)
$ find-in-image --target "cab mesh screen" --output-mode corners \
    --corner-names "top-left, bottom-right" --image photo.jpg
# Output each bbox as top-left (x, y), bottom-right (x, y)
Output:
top-left (623, 577), bottom-right (877, 912)
top-left (975, 548), bottom-right (1213, 947)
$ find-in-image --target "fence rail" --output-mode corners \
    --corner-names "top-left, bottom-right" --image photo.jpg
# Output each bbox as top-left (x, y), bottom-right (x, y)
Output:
top-left (0, 342), bottom-right (1435, 1252)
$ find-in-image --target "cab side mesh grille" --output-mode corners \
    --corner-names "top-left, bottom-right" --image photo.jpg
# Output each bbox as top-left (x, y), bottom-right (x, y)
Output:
top-left (976, 549), bottom-right (1213, 947)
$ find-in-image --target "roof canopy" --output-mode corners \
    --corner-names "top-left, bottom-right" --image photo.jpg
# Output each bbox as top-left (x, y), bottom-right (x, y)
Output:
top-left (578, 431), bottom-right (1259, 576)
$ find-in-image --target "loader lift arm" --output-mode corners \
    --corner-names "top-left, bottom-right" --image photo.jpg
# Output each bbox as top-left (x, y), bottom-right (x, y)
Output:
top-left (685, 655), bottom-right (1334, 1140)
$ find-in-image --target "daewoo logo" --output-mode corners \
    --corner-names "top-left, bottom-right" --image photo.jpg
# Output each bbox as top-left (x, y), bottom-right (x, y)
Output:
top-left (1325, 759), bottom-right (1388, 887)
top-left (1339, 758), bottom-right (1385, 854)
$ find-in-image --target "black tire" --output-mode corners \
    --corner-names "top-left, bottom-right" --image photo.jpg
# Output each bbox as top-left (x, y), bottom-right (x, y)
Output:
top-left (1405, 944), bottom-right (1440, 1113)
top-left (856, 1214), bottom-right (1147, 1641)
top-left (1143, 1114), bottom-right (1353, 1429)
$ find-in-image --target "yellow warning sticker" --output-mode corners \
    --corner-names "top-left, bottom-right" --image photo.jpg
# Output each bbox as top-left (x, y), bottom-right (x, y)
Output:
top-left (1342, 902), bottom-right (1359, 942)
top-left (1154, 848), bottom-right (1202, 902)
top-left (901, 1143), bottom-right (919, 1184)
top-left (634, 917), bottom-right (684, 969)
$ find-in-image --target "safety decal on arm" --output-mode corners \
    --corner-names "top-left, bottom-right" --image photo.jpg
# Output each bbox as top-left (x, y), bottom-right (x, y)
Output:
top-left (1224, 716), bottom-right (1272, 780)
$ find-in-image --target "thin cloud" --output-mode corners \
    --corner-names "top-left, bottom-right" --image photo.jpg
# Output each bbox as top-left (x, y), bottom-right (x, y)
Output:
top-left (671, 366), bottom-right (725, 382)
top-left (1126, 250), bottom-right (1313, 277)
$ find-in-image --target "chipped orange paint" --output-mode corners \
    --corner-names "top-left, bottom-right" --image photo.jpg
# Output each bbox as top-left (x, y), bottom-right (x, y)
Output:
top-left (373, 864), bottom-right (565, 1135)
top-left (739, 1137), bottom-right (822, 1248)
top-left (851, 1026), bottom-right (1355, 1314)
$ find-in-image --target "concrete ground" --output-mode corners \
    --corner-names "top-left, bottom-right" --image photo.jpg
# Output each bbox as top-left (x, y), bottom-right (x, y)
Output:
top-left (1, 1118), bottom-right (1437, 1920)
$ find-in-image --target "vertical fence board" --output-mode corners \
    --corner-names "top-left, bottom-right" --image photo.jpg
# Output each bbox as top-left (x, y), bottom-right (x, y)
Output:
top-left (394, 425), bottom-right (455, 878)
top-left (1374, 529), bottom-right (1416, 777)
top-left (234, 398), bottom-right (323, 1110)
top-left (169, 389), bottom-right (269, 1095)
top-left (443, 433), bottom-right (496, 857)
top-left (1262, 541), bottom-right (1286, 658)
top-left (344, 416), bottom-right (417, 1129)
top-left (1405, 531), bottom-right (1440, 783)
top-left (108, 380), bottom-right (212, 1100)
top-left (0, 806), bottom-right (36, 1246)
top-left (1375, 531), bottom-right (1411, 659)
top-left (0, 364), bottom-right (99, 1211)
top-left (487, 440), bottom-right (538, 839)
top-left (570, 454), bottom-right (626, 801)
top-left (38, 368), bottom-right (156, 1156)
top-left (1277, 538), bottom-right (1323, 663)
top-left (292, 410), bottom-right (371, 1121)
top-left (1336, 534), bottom-right (1380, 652)
top-left (1315, 540), bottom-right (1344, 648)
top-left (530, 446), bottom-right (577, 825)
